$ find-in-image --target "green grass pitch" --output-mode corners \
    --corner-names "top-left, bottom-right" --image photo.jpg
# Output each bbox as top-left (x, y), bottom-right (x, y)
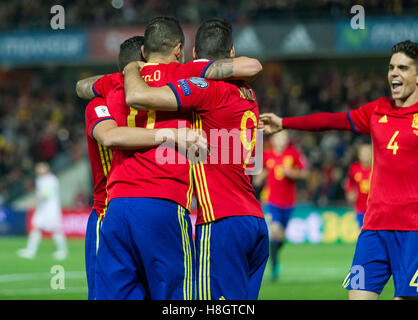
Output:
top-left (0, 237), bottom-right (394, 300)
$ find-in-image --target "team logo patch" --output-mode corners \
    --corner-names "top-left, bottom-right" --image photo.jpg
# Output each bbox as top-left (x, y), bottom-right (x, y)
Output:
top-left (178, 79), bottom-right (191, 96)
top-left (94, 105), bottom-right (111, 118)
top-left (412, 113), bottom-right (418, 129)
top-left (189, 77), bottom-right (209, 89)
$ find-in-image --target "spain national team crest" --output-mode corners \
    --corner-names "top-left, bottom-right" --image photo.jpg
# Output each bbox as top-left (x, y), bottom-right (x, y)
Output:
top-left (412, 113), bottom-right (418, 129)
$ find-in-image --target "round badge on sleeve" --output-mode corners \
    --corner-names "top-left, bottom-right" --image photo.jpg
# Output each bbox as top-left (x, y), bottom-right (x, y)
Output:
top-left (189, 77), bottom-right (209, 89)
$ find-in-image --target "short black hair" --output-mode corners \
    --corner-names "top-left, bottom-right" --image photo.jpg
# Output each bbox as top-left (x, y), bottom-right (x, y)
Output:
top-left (118, 36), bottom-right (145, 72)
top-left (143, 16), bottom-right (184, 57)
top-left (195, 18), bottom-right (233, 60)
top-left (392, 40), bottom-right (418, 68)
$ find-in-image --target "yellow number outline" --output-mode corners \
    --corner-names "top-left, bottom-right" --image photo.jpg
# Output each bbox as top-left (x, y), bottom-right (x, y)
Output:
top-left (240, 110), bottom-right (257, 168)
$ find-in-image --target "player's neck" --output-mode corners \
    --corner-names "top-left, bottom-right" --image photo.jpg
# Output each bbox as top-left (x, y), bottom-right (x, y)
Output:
top-left (147, 54), bottom-right (178, 65)
top-left (395, 90), bottom-right (418, 108)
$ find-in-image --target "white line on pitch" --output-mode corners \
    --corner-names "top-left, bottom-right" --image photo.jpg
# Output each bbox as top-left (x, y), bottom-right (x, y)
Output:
top-left (0, 271), bottom-right (85, 283)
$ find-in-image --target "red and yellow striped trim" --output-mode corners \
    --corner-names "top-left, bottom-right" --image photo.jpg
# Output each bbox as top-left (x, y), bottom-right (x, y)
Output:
top-left (191, 112), bottom-right (215, 223)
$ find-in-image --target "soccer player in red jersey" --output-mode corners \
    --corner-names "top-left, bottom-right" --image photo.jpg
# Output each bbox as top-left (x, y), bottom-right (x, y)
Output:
top-left (345, 143), bottom-right (372, 230)
top-left (123, 18), bottom-right (269, 300)
top-left (79, 17), bottom-right (262, 300)
top-left (83, 36), bottom-right (205, 300)
top-left (254, 130), bottom-right (308, 281)
top-left (259, 40), bottom-right (418, 299)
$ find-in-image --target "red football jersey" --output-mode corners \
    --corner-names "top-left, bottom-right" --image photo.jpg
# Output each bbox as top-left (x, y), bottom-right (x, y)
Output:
top-left (262, 145), bottom-right (307, 208)
top-left (168, 77), bottom-right (264, 225)
top-left (84, 97), bottom-right (115, 216)
top-left (92, 60), bottom-right (213, 210)
top-left (348, 97), bottom-right (418, 230)
top-left (345, 162), bottom-right (371, 213)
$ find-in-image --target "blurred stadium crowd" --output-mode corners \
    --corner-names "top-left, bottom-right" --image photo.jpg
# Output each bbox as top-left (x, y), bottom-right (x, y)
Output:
top-left (0, 0), bottom-right (417, 30)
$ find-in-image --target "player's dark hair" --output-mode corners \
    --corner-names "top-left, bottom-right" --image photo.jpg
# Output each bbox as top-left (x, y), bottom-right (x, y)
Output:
top-left (118, 36), bottom-right (145, 72)
top-left (143, 16), bottom-right (184, 57)
top-left (392, 40), bottom-right (418, 69)
top-left (195, 18), bottom-right (233, 60)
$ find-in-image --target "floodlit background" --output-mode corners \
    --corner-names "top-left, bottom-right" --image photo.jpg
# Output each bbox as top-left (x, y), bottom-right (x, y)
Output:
top-left (1, 0), bottom-right (417, 299)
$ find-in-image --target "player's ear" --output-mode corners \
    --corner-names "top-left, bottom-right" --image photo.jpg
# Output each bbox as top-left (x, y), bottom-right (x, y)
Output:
top-left (230, 45), bottom-right (236, 59)
top-left (141, 45), bottom-right (147, 61)
top-left (192, 47), bottom-right (197, 60)
top-left (174, 42), bottom-right (183, 62)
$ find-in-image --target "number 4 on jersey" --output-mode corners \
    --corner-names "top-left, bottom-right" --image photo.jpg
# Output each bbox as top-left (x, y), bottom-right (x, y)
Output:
top-left (387, 130), bottom-right (400, 155)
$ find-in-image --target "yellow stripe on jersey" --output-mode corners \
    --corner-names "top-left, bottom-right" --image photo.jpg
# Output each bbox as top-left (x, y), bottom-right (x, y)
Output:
top-left (186, 165), bottom-right (193, 211)
top-left (197, 162), bottom-right (215, 221)
top-left (146, 110), bottom-right (156, 129)
top-left (193, 164), bottom-right (209, 223)
top-left (97, 143), bottom-right (108, 177)
top-left (103, 146), bottom-right (111, 173)
top-left (127, 107), bottom-right (138, 127)
top-left (191, 112), bottom-right (215, 222)
top-left (96, 139), bottom-right (113, 253)
top-left (342, 272), bottom-right (351, 288)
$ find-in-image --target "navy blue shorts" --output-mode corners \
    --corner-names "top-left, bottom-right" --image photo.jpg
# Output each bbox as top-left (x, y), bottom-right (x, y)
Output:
top-left (95, 198), bottom-right (195, 300)
top-left (265, 204), bottom-right (294, 229)
top-left (85, 209), bottom-right (99, 300)
top-left (343, 230), bottom-right (418, 297)
top-left (195, 216), bottom-right (269, 300)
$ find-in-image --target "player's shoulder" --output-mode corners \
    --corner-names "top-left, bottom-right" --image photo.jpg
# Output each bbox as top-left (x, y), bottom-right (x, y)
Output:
top-left (87, 96), bottom-right (107, 108)
top-left (365, 97), bottom-right (394, 112)
top-left (102, 72), bottom-right (123, 83)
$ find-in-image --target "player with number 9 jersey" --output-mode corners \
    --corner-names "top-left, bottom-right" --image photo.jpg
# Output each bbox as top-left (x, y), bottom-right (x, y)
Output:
top-left (153, 76), bottom-right (269, 300)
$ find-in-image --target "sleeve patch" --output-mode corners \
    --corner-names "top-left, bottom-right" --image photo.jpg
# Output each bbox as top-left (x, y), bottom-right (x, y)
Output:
top-left (95, 105), bottom-right (111, 118)
top-left (178, 79), bottom-right (191, 96)
top-left (189, 77), bottom-right (208, 89)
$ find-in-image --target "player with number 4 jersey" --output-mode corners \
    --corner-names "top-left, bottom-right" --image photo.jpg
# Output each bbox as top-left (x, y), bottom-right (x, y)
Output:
top-left (259, 40), bottom-right (418, 299)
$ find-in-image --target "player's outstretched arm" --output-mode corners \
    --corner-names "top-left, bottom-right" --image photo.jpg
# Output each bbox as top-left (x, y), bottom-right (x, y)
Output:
top-left (76, 75), bottom-right (103, 99)
top-left (124, 61), bottom-right (178, 111)
top-left (93, 118), bottom-right (207, 152)
top-left (260, 112), bottom-right (354, 134)
top-left (203, 57), bottom-right (263, 82)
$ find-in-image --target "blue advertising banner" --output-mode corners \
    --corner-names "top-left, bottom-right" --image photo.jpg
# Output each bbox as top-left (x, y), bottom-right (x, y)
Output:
top-left (0, 30), bottom-right (87, 64)
top-left (0, 207), bottom-right (26, 236)
top-left (337, 16), bottom-right (418, 53)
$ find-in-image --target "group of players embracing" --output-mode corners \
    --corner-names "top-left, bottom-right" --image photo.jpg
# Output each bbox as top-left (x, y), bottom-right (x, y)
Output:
top-left (76, 16), bottom-right (418, 300)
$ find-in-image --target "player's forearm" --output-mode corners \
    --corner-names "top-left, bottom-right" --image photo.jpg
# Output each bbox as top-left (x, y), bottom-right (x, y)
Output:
top-left (124, 62), bottom-right (177, 111)
top-left (76, 75), bottom-right (103, 99)
top-left (100, 127), bottom-right (176, 149)
top-left (204, 57), bottom-right (262, 82)
top-left (282, 112), bottom-right (353, 131)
